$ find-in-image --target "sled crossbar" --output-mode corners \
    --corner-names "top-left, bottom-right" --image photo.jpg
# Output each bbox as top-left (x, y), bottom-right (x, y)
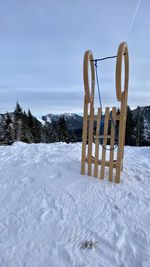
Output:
top-left (87, 114), bottom-right (120, 120)
top-left (85, 158), bottom-right (118, 168)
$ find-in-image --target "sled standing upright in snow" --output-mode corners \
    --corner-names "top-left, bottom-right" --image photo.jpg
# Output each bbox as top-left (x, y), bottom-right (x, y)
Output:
top-left (81, 42), bottom-right (129, 183)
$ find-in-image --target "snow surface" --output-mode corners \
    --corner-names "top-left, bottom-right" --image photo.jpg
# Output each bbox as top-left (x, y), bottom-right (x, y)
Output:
top-left (0, 142), bottom-right (150, 267)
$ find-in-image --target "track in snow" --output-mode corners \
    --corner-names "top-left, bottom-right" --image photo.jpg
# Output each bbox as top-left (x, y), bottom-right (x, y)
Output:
top-left (0, 142), bottom-right (150, 267)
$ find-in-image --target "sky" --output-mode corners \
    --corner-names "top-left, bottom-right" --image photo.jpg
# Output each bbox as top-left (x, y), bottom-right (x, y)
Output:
top-left (0, 0), bottom-right (149, 116)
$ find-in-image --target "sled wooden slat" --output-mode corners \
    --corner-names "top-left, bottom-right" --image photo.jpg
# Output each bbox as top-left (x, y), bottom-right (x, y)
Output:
top-left (88, 115), bottom-right (97, 120)
top-left (100, 107), bottom-right (110, 179)
top-left (109, 107), bottom-right (116, 181)
top-left (81, 96), bottom-right (88, 174)
top-left (87, 106), bottom-right (94, 176)
top-left (94, 108), bottom-right (101, 177)
top-left (116, 114), bottom-right (120, 120)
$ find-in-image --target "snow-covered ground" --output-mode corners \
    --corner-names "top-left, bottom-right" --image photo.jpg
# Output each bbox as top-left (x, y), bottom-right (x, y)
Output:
top-left (0, 142), bottom-right (150, 267)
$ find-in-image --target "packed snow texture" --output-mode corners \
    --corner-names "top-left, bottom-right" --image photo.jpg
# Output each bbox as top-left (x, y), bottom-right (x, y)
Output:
top-left (0, 142), bottom-right (150, 267)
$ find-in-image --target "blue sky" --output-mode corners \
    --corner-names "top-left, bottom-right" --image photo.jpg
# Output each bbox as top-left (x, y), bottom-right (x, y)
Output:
top-left (0, 0), bottom-right (149, 116)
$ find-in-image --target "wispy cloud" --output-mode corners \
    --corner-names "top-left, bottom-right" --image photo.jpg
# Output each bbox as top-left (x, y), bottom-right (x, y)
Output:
top-left (0, 0), bottom-right (149, 116)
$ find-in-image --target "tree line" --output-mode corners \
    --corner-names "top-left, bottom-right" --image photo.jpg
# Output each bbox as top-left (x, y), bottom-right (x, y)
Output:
top-left (0, 102), bottom-right (76, 144)
top-left (0, 102), bottom-right (149, 146)
top-left (125, 106), bottom-right (150, 146)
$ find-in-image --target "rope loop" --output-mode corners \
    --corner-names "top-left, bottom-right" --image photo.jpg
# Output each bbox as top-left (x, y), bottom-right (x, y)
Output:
top-left (94, 53), bottom-right (118, 151)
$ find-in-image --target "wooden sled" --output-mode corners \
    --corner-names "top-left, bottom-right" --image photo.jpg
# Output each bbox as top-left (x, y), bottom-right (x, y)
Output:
top-left (81, 42), bottom-right (129, 183)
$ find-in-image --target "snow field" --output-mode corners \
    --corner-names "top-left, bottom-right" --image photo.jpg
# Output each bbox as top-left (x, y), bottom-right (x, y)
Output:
top-left (0, 142), bottom-right (150, 267)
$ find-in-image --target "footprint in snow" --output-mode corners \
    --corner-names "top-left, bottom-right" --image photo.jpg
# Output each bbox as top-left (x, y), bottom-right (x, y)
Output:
top-left (127, 191), bottom-right (136, 201)
top-left (40, 210), bottom-right (50, 223)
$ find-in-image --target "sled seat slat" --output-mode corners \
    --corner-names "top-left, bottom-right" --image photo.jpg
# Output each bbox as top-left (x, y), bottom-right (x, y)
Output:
top-left (94, 108), bottom-right (101, 177)
top-left (100, 107), bottom-right (110, 179)
top-left (85, 158), bottom-right (120, 168)
top-left (94, 135), bottom-right (111, 139)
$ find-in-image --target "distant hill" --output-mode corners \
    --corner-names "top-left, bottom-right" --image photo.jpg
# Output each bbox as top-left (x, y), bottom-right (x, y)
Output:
top-left (42, 113), bottom-right (83, 131)
top-left (0, 104), bottom-right (150, 145)
top-left (42, 113), bottom-right (83, 141)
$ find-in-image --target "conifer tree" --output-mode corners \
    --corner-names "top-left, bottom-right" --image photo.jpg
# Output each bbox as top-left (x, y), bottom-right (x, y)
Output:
top-left (125, 105), bottom-right (135, 145)
top-left (14, 102), bottom-right (23, 121)
top-left (134, 106), bottom-right (145, 146)
top-left (20, 111), bottom-right (33, 143)
top-left (3, 113), bottom-right (13, 144)
top-left (27, 109), bottom-right (42, 143)
top-left (14, 102), bottom-right (23, 141)
top-left (57, 116), bottom-right (70, 142)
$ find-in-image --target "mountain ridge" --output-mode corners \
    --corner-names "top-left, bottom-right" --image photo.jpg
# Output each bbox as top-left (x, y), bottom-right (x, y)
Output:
top-left (0, 104), bottom-right (150, 145)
